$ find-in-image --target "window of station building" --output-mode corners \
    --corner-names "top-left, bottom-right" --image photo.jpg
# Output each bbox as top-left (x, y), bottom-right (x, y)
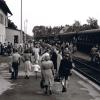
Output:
top-left (0, 14), bottom-right (4, 24)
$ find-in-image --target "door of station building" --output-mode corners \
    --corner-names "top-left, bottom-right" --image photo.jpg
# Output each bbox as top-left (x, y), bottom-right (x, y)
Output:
top-left (14, 35), bottom-right (18, 43)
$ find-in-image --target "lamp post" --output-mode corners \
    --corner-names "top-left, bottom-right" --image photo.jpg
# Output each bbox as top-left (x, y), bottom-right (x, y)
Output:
top-left (20, 0), bottom-right (22, 44)
top-left (24, 19), bottom-right (28, 43)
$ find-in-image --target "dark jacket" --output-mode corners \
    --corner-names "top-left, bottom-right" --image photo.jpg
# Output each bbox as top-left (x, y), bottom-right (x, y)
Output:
top-left (58, 58), bottom-right (73, 77)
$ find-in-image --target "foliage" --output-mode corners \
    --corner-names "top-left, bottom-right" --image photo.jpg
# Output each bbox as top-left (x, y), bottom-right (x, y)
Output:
top-left (87, 17), bottom-right (99, 29)
top-left (33, 26), bottom-right (63, 37)
top-left (8, 19), bottom-right (17, 29)
top-left (32, 17), bottom-right (99, 38)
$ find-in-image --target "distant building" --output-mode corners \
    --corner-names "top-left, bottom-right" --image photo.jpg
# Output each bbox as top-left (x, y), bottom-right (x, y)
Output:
top-left (59, 25), bottom-right (69, 34)
top-left (25, 34), bottom-right (33, 43)
top-left (0, 0), bottom-right (12, 43)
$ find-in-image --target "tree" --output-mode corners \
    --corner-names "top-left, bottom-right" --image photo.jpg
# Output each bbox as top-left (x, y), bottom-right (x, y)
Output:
top-left (8, 19), bottom-right (17, 29)
top-left (87, 17), bottom-right (99, 29)
top-left (82, 24), bottom-right (91, 31)
top-left (72, 20), bottom-right (81, 32)
top-left (32, 26), bottom-right (46, 37)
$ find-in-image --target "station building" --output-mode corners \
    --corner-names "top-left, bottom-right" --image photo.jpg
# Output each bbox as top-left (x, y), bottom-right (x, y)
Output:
top-left (0, 0), bottom-right (12, 43)
top-left (6, 27), bottom-right (25, 44)
top-left (0, 0), bottom-right (26, 44)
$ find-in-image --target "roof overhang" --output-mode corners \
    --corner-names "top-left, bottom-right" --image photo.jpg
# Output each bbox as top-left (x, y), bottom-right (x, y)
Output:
top-left (0, 0), bottom-right (12, 15)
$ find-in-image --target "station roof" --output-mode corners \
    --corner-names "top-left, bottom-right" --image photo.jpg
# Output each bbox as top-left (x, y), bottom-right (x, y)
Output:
top-left (59, 28), bottom-right (100, 36)
top-left (79, 29), bottom-right (100, 34)
top-left (0, 0), bottom-right (12, 15)
top-left (6, 27), bottom-right (21, 31)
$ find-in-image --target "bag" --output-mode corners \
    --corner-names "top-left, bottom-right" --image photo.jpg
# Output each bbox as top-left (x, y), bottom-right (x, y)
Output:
top-left (9, 67), bottom-right (12, 73)
top-left (9, 67), bottom-right (13, 73)
top-left (40, 79), bottom-right (45, 89)
top-left (54, 74), bottom-right (61, 82)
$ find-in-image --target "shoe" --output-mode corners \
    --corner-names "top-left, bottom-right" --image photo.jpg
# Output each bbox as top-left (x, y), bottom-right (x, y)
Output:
top-left (62, 87), bottom-right (67, 92)
top-left (25, 76), bottom-right (27, 79)
top-left (49, 90), bottom-right (52, 95)
top-left (25, 75), bottom-right (29, 79)
top-left (44, 86), bottom-right (48, 95)
top-left (44, 90), bottom-right (47, 94)
top-left (27, 76), bottom-right (29, 79)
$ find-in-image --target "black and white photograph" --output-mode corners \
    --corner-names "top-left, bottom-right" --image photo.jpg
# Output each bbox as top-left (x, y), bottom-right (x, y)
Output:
top-left (0, 0), bottom-right (100, 99)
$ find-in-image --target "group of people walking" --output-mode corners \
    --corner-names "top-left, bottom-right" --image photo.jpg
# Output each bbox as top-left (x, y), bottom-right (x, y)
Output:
top-left (9, 41), bottom-right (75, 95)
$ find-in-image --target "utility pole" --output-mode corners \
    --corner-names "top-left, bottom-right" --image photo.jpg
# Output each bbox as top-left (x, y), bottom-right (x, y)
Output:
top-left (24, 19), bottom-right (28, 43)
top-left (20, 0), bottom-right (22, 44)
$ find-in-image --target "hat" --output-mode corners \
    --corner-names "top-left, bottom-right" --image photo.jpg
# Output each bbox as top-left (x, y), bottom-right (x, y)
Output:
top-left (63, 49), bottom-right (71, 54)
top-left (42, 53), bottom-right (50, 58)
top-left (41, 53), bottom-right (50, 61)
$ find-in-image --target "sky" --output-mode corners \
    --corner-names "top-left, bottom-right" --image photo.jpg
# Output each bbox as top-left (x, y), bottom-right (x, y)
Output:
top-left (5, 0), bottom-right (100, 36)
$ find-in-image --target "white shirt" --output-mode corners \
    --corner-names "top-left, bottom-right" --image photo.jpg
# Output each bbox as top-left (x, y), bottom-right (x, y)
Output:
top-left (12, 52), bottom-right (21, 62)
top-left (33, 64), bottom-right (40, 72)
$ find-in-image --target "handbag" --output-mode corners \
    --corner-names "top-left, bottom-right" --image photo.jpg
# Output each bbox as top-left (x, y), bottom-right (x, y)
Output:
top-left (9, 67), bottom-right (12, 73)
top-left (40, 79), bottom-right (45, 89)
top-left (9, 67), bottom-right (13, 73)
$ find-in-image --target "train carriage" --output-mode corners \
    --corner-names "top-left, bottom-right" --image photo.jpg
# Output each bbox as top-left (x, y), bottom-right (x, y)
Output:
top-left (35, 29), bottom-right (100, 53)
top-left (75, 29), bottom-right (100, 53)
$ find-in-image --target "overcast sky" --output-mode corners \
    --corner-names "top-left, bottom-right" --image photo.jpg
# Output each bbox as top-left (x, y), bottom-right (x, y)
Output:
top-left (5, 0), bottom-right (100, 36)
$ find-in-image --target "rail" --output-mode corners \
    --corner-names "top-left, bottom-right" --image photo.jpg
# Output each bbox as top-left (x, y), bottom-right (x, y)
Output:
top-left (73, 57), bottom-right (100, 86)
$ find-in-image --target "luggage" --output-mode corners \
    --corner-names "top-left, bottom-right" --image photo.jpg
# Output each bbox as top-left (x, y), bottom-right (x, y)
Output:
top-left (9, 63), bottom-right (13, 73)
top-left (54, 74), bottom-right (61, 82)
top-left (9, 67), bottom-right (13, 73)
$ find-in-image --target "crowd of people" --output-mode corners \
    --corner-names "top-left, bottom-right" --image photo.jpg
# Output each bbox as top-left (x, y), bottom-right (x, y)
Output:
top-left (0, 42), bottom-right (13, 56)
top-left (2, 41), bottom-right (76, 95)
top-left (0, 42), bottom-right (24, 56)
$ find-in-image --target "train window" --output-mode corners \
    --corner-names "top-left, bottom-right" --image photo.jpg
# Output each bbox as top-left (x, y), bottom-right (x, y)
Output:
top-left (80, 36), bottom-right (82, 40)
top-left (81, 36), bottom-right (84, 41)
top-left (83, 35), bottom-right (86, 41)
top-left (78, 36), bottom-right (80, 40)
top-left (85, 36), bottom-right (88, 41)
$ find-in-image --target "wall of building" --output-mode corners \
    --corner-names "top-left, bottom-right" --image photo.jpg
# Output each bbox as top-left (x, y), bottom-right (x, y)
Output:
top-left (6, 28), bottom-right (23, 44)
top-left (0, 9), bottom-right (7, 43)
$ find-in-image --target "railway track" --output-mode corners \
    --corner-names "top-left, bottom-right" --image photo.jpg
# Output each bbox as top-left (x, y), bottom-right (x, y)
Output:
top-left (73, 57), bottom-right (100, 86)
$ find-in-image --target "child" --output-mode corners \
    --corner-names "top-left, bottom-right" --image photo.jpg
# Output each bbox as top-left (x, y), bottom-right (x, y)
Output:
top-left (33, 62), bottom-right (40, 79)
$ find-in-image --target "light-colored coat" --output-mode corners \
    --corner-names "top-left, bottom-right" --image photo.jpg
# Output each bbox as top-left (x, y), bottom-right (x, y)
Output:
top-left (41, 60), bottom-right (54, 87)
top-left (24, 60), bottom-right (32, 76)
top-left (57, 53), bottom-right (62, 73)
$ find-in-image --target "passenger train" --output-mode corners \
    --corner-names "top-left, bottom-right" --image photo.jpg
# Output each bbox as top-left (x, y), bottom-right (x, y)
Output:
top-left (35, 29), bottom-right (100, 53)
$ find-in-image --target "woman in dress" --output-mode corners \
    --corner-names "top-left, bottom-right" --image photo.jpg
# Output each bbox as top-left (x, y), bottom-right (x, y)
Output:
top-left (41, 54), bottom-right (54, 95)
top-left (23, 49), bottom-right (32, 79)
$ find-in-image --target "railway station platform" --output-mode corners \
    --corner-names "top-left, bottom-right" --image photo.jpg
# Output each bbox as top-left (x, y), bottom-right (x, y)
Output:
top-left (0, 55), bottom-right (100, 100)
top-left (0, 66), bottom-right (100, 99)
top-left (73, 51), bottom-right (91, 61)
